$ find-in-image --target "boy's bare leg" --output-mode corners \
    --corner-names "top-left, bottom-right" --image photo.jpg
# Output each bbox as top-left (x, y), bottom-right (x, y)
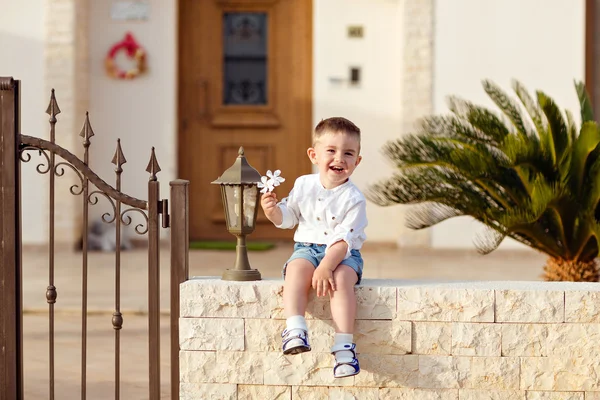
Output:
top-left (329, 264), bottom-right (359, 377)
top-left (329, 265), bottom-right (358, 333)
top-left (283, 259), bottom-right (315, 317)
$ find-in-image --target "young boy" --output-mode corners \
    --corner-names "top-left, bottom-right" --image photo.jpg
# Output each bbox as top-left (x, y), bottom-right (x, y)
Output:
top-left (260, 117), bottom-right (367, 378)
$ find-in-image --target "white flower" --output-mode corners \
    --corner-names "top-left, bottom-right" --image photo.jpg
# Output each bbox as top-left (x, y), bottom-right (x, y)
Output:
top-left (266, 169), bottom-right (285, 188)
top-left (257, 170), bottom-right (285, 194)
top-left (257, 176), bottom-right (274, 194)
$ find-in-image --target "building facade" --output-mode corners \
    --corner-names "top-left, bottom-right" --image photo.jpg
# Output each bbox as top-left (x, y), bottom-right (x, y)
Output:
top-left (0, 0), bottom-right (587, 250)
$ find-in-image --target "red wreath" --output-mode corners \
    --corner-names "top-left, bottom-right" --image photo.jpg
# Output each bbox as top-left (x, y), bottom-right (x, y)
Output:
top-left (105, 32), bottom-right (147, 80)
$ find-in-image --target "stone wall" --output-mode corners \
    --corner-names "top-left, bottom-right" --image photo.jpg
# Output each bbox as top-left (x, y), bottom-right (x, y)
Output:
top-left (45, 0), bottom-right (90, 245)
top-left (179, 278), bottom-right (600, 399)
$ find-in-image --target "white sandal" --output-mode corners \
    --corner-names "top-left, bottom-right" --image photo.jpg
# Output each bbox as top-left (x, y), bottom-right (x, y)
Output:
top-left (281, 328), bottom-right (311, 355)
top-left (331, 343), bottom-right (360, 378)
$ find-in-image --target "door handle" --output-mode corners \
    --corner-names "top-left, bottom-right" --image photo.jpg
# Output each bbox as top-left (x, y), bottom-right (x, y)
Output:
top-left (197, 79), bottom-right (209, 119)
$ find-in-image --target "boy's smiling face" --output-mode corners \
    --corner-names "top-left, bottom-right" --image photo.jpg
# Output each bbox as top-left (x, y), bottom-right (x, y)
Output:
top-left (307, 131), bottom-right (362, 189)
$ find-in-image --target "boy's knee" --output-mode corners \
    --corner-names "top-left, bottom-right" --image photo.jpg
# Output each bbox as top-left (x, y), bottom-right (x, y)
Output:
top-left (333, 265), bottom-right (358, 287)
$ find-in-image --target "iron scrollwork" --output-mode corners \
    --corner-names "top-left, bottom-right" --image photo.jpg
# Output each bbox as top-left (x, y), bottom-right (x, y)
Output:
top-left (18, 145), bottom-right (51, 174)
top-left (55, 162), bottom-right (85, 196)
top-left (19, 135), bottom-right (148, 210)
top-left (120, 208), bottom-right (149, 235)
top-left (88, 190), bottom-right (117, 224)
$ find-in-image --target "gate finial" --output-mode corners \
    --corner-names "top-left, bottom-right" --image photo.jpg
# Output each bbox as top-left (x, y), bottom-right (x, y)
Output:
top-left (146, 147), bottom-right (161, 181)
top-left (79, 112), bottom-right (95, 147)
top-left (111, 139), bottom-right (127, 173)
top-left (45, 88), bottom-right (61, 118)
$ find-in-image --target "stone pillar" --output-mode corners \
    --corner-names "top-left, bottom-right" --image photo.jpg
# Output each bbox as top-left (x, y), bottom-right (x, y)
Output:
top-left (398, 0), bottom-right (435, 247)
top-left (44, 0), bottom-right (90, 246)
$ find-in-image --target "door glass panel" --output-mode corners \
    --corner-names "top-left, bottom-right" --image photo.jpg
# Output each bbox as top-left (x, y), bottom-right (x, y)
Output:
top-left (223, 12), bottom-right (268, 105)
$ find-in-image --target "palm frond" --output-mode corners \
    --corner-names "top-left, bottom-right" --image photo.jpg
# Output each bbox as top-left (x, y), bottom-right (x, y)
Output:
top-left (404, 203), bottom-right (463, 230)
top-left (483, 80), bottom-right (530, 138)
top-left (570, 121), bottom-right (600, 196)
top-left (576, 80), bottom-right (594, 123)
top-left (512, 79), bottom-right (546, 135)
top-left (537, 91), bottom-right (570, 163)
top-left (447, 97), bottom-right (510, 144)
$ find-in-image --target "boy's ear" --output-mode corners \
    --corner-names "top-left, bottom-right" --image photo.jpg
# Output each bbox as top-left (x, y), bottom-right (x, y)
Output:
top-left (355, 155), bottom-right (362, 166)
top-left (307, 147), bottom-right (318, 164)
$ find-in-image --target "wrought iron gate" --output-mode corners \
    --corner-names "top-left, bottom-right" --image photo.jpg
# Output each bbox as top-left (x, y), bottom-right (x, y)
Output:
top-left (0, 77), bottom-right (189, 400)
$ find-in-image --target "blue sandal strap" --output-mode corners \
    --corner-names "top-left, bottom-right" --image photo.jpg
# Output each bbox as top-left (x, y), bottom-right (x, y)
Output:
top-left (331, 342), bottom-right (356, 356)
top-left (333, 358), bottom-right (360, 377)
top-left (282, 328), bottom-right (310, 351)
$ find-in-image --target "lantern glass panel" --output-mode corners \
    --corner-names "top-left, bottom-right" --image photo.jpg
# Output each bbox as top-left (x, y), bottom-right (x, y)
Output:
top-left (224, 185), bottom-right (241, 229)
top-left (242, 185), bottom-right (258, 228)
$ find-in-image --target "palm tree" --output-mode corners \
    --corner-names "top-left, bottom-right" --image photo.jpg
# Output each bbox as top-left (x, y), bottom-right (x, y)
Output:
top-left (368, 80), bottom-right (600, 281)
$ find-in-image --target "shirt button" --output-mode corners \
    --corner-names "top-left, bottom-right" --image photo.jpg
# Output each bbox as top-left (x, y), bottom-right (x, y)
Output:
top-left (318, 198), bottom-right (322, 201)
top-left (332, 216), bottom-right (335, 220)
top-left (324, 232), bottom-right (328, 235)
top-left (317, 217), bottom-right (321, 221)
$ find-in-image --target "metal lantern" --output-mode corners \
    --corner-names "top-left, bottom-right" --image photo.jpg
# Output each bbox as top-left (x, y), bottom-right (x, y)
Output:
top-left (211, 147), bottom-right (262, 281)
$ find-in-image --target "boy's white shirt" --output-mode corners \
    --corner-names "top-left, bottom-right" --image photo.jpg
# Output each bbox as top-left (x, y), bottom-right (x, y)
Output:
top-left (275, 173), bottom-right (368, 260)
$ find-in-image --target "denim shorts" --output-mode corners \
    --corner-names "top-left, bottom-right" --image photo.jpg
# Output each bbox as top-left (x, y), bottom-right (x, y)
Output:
top-left (283, 242), bottom-right (364, 284)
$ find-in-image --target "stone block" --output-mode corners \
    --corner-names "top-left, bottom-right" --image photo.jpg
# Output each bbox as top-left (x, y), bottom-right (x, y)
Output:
top-left (466, 357), bottom-right (519, 390)
top-left (329, 387), bottom-right (379, 399)
top-left (397, 287), bottom-right (494, 322)
top-left (179, 318), bottom-right (244, 351)
top-left (501, 324), bottom-right (548, 357)
top-left (238, 385), bottom-right (290, 400)
top-left (180, 351), bottom-right (264, 384)
top-left (412, 322), bottom-right (452, 355)
top-left (525, 392), bottom-right (584, 400)
top-left (565, 291), bottom-right (600, 322)
top-left (451, 323), bottom-right (501, 356)
top-left (418, 356), bottom-right (470, 389)
top-left (527, 391), bottom-right (590, 400)
top-left (458, 390), bottom-right (524, 399)
top-left (179, 383), bottom-right (236, 400)
top-left (245, 319), bottom-right (285, 353)
top-left (354, 354), bottom-right (419, 388)
top-left (520, 357), bottom-right (600, 391)
top-left (180, 280), bottom-right (278, 318)
top-left (545, 324), bottom-right (600, 358)
top-left (292, 386), bottom-right (328, 399)
top-left (379, 388), bottom-right (458, 399)
top-left (495, 290), bottom-right (564, 323)
top-left (264, 352), bottom-right (354, 387)
top-left (355, 320), bottom-right (411, 355)
top-left (418, 356), bottom-right (519, 390)
top-left (180, 351), bottom-right (216, 383)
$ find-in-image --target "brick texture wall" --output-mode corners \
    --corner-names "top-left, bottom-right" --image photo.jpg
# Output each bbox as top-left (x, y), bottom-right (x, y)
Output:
top-left (44, 0), bottom-right (89, 245)
top-left (398, 0), bottom-right (434, 248)
top-left (179, 279), bottom-right (600, 399)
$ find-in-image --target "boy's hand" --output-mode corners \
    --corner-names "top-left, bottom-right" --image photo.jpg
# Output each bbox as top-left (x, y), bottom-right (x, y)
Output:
top-left (261, 192), bottom-right (278, 216)
top-left (260, 192), bottom-right (283, 225)
top-left (312, 265), bottom-right (336, 297)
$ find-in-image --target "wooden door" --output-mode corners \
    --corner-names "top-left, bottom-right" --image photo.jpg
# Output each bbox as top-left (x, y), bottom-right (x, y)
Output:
top-left (178, 0), bottom-right (313, 241)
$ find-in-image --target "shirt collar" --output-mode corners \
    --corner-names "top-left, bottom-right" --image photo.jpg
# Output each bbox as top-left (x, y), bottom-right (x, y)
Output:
top-left (313, 174), bottom-right (352, 193)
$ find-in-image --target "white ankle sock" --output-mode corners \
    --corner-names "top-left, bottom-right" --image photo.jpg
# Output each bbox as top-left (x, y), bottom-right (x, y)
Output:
top-left (334, 333), bottom-right (354, 360)
top-left (286, 315), bottom-right (308, 331)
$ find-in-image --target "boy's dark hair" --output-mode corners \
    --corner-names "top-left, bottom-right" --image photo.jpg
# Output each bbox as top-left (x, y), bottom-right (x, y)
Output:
top-left (313, 117), bottom-right (361, 144)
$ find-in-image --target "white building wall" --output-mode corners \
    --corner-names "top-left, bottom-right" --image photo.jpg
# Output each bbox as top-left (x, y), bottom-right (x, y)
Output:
top-left (0, 0), bottom-right (48, 244)
top-left (88, 0), bottom-right (177, 225)
top-left (313, 0), bottom-right (406, 243)
top-left (431, 0), bottom-right (586, 249)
